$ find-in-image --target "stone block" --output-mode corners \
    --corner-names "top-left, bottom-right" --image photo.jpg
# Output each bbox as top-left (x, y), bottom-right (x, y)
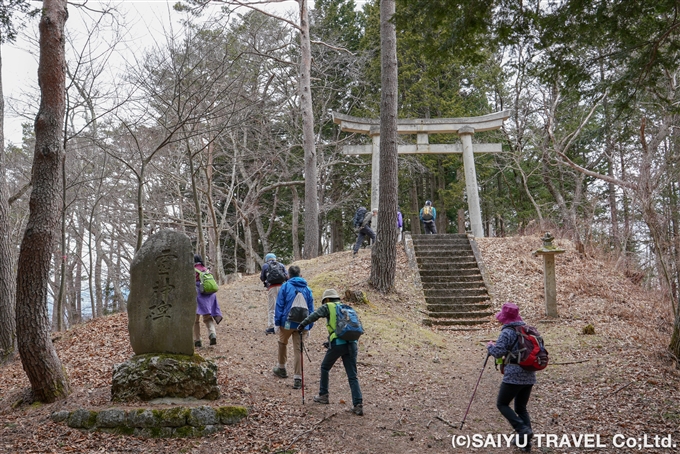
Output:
top-left (111, 353), bottom-right (220, 402)
top-left (187, 406), bottom-right (217, 426)
top-left (216, 406), bottom-right (248, 425)
top-left (96, 409), bottom-right (127, 428)
top-left (50, 410), bottom-right (70, 423)
top-left (67, 409), bottom-right (97, 429)
top-left (128, 409), bottom-right (158, 428)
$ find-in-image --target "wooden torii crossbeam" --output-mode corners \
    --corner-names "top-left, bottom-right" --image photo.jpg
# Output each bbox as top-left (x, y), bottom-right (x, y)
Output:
top-left (332, 110), bottom-right (510, 237)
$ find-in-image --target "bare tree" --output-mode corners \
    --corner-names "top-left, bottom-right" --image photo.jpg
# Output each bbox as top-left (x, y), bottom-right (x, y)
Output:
top-left (370, 0), bottom-right (398, 292)
top-left (15, 0), bottom-right (71, 402)
top-left (0, 0), bottom-right (34, 364)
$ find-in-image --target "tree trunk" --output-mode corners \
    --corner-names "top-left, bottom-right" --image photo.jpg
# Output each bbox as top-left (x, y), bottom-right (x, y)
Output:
top-left (73, 219), bottom-right (83, 324)
top-left (55, 150), bottom-right (68, 330)
top-left (0, 46), bottom-right (17, 363)
top-left (187, 139), bottom-right (205, 261)
top-left (370, 0), bottom-right (398, 292)
top-left (15, 0), bottom-right (71, 402)
top-left (291, 185), bottom-right (301, 261)
top-left (299, 0), bottom-right (319, 259)
top-left (410, 178), bottom-right (420, 234)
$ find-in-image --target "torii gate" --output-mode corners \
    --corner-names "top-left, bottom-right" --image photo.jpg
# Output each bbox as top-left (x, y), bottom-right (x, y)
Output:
top-left (332, 110), bottom-right (510, 237)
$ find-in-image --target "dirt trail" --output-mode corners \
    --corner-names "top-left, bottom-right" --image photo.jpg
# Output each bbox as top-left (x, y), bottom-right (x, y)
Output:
top-left (1, 236), bottom-right (680, 453)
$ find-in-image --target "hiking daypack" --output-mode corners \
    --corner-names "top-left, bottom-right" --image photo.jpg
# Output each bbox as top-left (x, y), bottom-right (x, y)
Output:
top-left (195, 267), bottom-right (218, 294)
top-left (422, 205), bottom-right (434, 221)
top-left (353, 207), bottom-right (367, 228)
top-left (266, 261), bottom-right (287, 285)
top-left (330, 303), bottom-right (364, 341)
top-left (503, 325), bottom-right (549, 371)
top-left (287, 291), bottom-right (309, 323)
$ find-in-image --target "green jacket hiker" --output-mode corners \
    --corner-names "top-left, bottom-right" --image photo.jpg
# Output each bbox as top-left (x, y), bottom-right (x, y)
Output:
top-left (297, 288), bottom-right (364, 416)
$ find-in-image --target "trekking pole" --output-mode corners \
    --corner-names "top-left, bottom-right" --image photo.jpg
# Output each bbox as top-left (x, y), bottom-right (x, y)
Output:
top-left (299, 331), bottom-right (305, 405)
top-left (460, 354), bottom-right (491, 430)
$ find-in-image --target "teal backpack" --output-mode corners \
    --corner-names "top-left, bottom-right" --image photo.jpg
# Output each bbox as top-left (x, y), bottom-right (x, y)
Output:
top-left (195, 268), bottom-right (218, 294)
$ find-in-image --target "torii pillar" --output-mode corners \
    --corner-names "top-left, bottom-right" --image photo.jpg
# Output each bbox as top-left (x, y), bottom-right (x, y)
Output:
top-left (333, 111), bottom-right (510, 237)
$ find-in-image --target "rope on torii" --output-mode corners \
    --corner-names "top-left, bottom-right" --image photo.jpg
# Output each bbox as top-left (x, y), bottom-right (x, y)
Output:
top-left (332, 110), bottom-right (510, 238)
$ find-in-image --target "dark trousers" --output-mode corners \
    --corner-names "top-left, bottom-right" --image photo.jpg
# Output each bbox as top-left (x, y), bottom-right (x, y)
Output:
top-left (319, 341), bottom-right (363, 407)
top-left (497, 383), bottom-right (533, 434)
top-left (423, 221), bottom-right (437, 234)
top-left (353, 227), bottom-right (376, 253)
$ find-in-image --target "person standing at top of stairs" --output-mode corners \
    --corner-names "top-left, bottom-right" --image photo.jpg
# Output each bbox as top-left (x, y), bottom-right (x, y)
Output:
top-left (420, 201), bottom-right (437, 234)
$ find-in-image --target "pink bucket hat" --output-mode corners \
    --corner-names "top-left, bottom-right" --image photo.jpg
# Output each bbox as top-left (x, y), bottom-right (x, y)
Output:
top-left (496, 302), bottom-right (523, 324)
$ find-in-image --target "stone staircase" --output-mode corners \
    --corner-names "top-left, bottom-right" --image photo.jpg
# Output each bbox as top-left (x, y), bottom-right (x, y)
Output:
top-left (411, 234), bottom-right (493, 327)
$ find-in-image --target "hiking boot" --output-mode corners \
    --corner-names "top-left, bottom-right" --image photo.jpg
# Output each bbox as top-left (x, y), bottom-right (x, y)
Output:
top-left (313, 394), bottom-right (329, 404)
top-left (272, 367), bottom-right (288, 378)
top-left (209, 333), bottom-right (217, 345)
top-left (292, 379), bottom-right (302, 389)
top-left (265, 327), bottom-right (275, 335)
top-left (515, 433), bottom-right (532, 452)
top-left (352, 404), bottom-right (364, 416)
top-left (194, 340), bottom-right (202, 348)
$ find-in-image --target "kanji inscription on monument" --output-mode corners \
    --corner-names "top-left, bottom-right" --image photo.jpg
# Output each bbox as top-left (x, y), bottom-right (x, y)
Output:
top-left (148, 249), bottom-right (177, 321)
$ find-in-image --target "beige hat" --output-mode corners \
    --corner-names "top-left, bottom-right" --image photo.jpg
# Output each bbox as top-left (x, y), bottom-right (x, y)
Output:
top-left (321, 288), bottom-right (341, 303)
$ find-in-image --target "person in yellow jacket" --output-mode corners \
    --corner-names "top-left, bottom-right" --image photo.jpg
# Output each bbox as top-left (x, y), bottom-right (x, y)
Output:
top-left (297, 288), bottom-right (364, 416)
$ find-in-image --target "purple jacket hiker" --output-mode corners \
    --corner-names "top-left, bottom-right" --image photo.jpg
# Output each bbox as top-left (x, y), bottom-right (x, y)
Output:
top-left (194, 256), bottom-right (222, 347)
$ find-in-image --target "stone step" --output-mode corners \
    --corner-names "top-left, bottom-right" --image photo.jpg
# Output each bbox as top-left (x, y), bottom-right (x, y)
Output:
top-left (423, 281), bottom-right (486, 290)
top-left (413, 233), bottom-right (469, 237)
top-left (424, 288), bottom-right (488, 297)
top-left (413, 244), bottom-right (471, 250)
top-left (413, 244), bottom-right (473, 252)
top-left (426, 310), bottom-right (495, 319)
top-left (422, 318), bottom-right (490, 326)
top-left (418, 261), bottom-right (479, 270)
top-left (426, 302), bottom-right (493, 312)
top-left (419, 269), bottom-right (483, 279)
top-left (424, 277), bottom-right (485, 286)
top-left (424, 295), bottom-right (490, 304)
top-left (416, 254), bottom-right (476, 263)
top-left (420, 273), bottom-right (484, 285)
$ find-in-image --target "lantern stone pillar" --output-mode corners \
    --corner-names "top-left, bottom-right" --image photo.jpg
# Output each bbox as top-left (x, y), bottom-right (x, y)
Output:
top-left (534, 232), bottom-right (565, 317)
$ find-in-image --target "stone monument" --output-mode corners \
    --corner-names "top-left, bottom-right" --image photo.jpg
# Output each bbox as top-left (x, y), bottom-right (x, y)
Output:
top-left (535, 232), bottom-right (565, 318)
top-left (127, 230), bottom-right (195, 355)
top-left (112, 230), bottom-right (220, 401)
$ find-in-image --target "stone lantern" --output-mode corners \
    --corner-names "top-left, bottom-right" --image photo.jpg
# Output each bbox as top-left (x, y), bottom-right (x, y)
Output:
top-left (534, 232), bottom-right (565, 317)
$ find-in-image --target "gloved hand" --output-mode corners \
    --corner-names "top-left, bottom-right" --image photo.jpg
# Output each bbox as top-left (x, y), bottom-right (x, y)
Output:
top-left (297, 324), bottom-right (305, 333)
top-left (322, 341), bottom-right (330, 349)
top-left (274, 326), bottom-right (280, 334)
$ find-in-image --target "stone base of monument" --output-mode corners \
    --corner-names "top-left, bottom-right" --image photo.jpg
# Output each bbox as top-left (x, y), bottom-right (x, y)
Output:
top-left (50, 405), bottom-right (247, 438)
top-left (111, 353), bottom-right (220, 402)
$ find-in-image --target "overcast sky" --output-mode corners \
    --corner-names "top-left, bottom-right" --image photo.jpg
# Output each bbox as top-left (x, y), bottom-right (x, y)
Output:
top-left (1, 0), bottom-right (306, 146)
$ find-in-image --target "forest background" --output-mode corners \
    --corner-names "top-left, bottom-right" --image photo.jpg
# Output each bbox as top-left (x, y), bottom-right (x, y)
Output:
top-left (1, 0), bottom-right (680, 375)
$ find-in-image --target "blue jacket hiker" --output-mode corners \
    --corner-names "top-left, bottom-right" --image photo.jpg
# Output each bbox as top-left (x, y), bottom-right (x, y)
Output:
top-left (297, 288), bottom-right (364, 416)
top-left (487, 302), bottom-right (535, 452)
top-left (273, 265), bottom-right (314, 389)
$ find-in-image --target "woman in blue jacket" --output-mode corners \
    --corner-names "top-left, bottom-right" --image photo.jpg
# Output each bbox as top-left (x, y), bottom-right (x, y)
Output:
top-left (273, 265), bottom-right (314, 389)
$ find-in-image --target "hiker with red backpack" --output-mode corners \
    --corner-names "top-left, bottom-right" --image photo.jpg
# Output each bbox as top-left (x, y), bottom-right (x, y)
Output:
top-left (260, 253), bottom-right (288, 335)
top-left (487, 302), bottom-right (545, 453)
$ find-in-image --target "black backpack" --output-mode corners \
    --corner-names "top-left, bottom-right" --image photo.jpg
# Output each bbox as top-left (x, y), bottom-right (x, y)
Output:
top-left (266, 261), bottom-right (286, 285)
top-left (353, 207), bottom-right (367, 227)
